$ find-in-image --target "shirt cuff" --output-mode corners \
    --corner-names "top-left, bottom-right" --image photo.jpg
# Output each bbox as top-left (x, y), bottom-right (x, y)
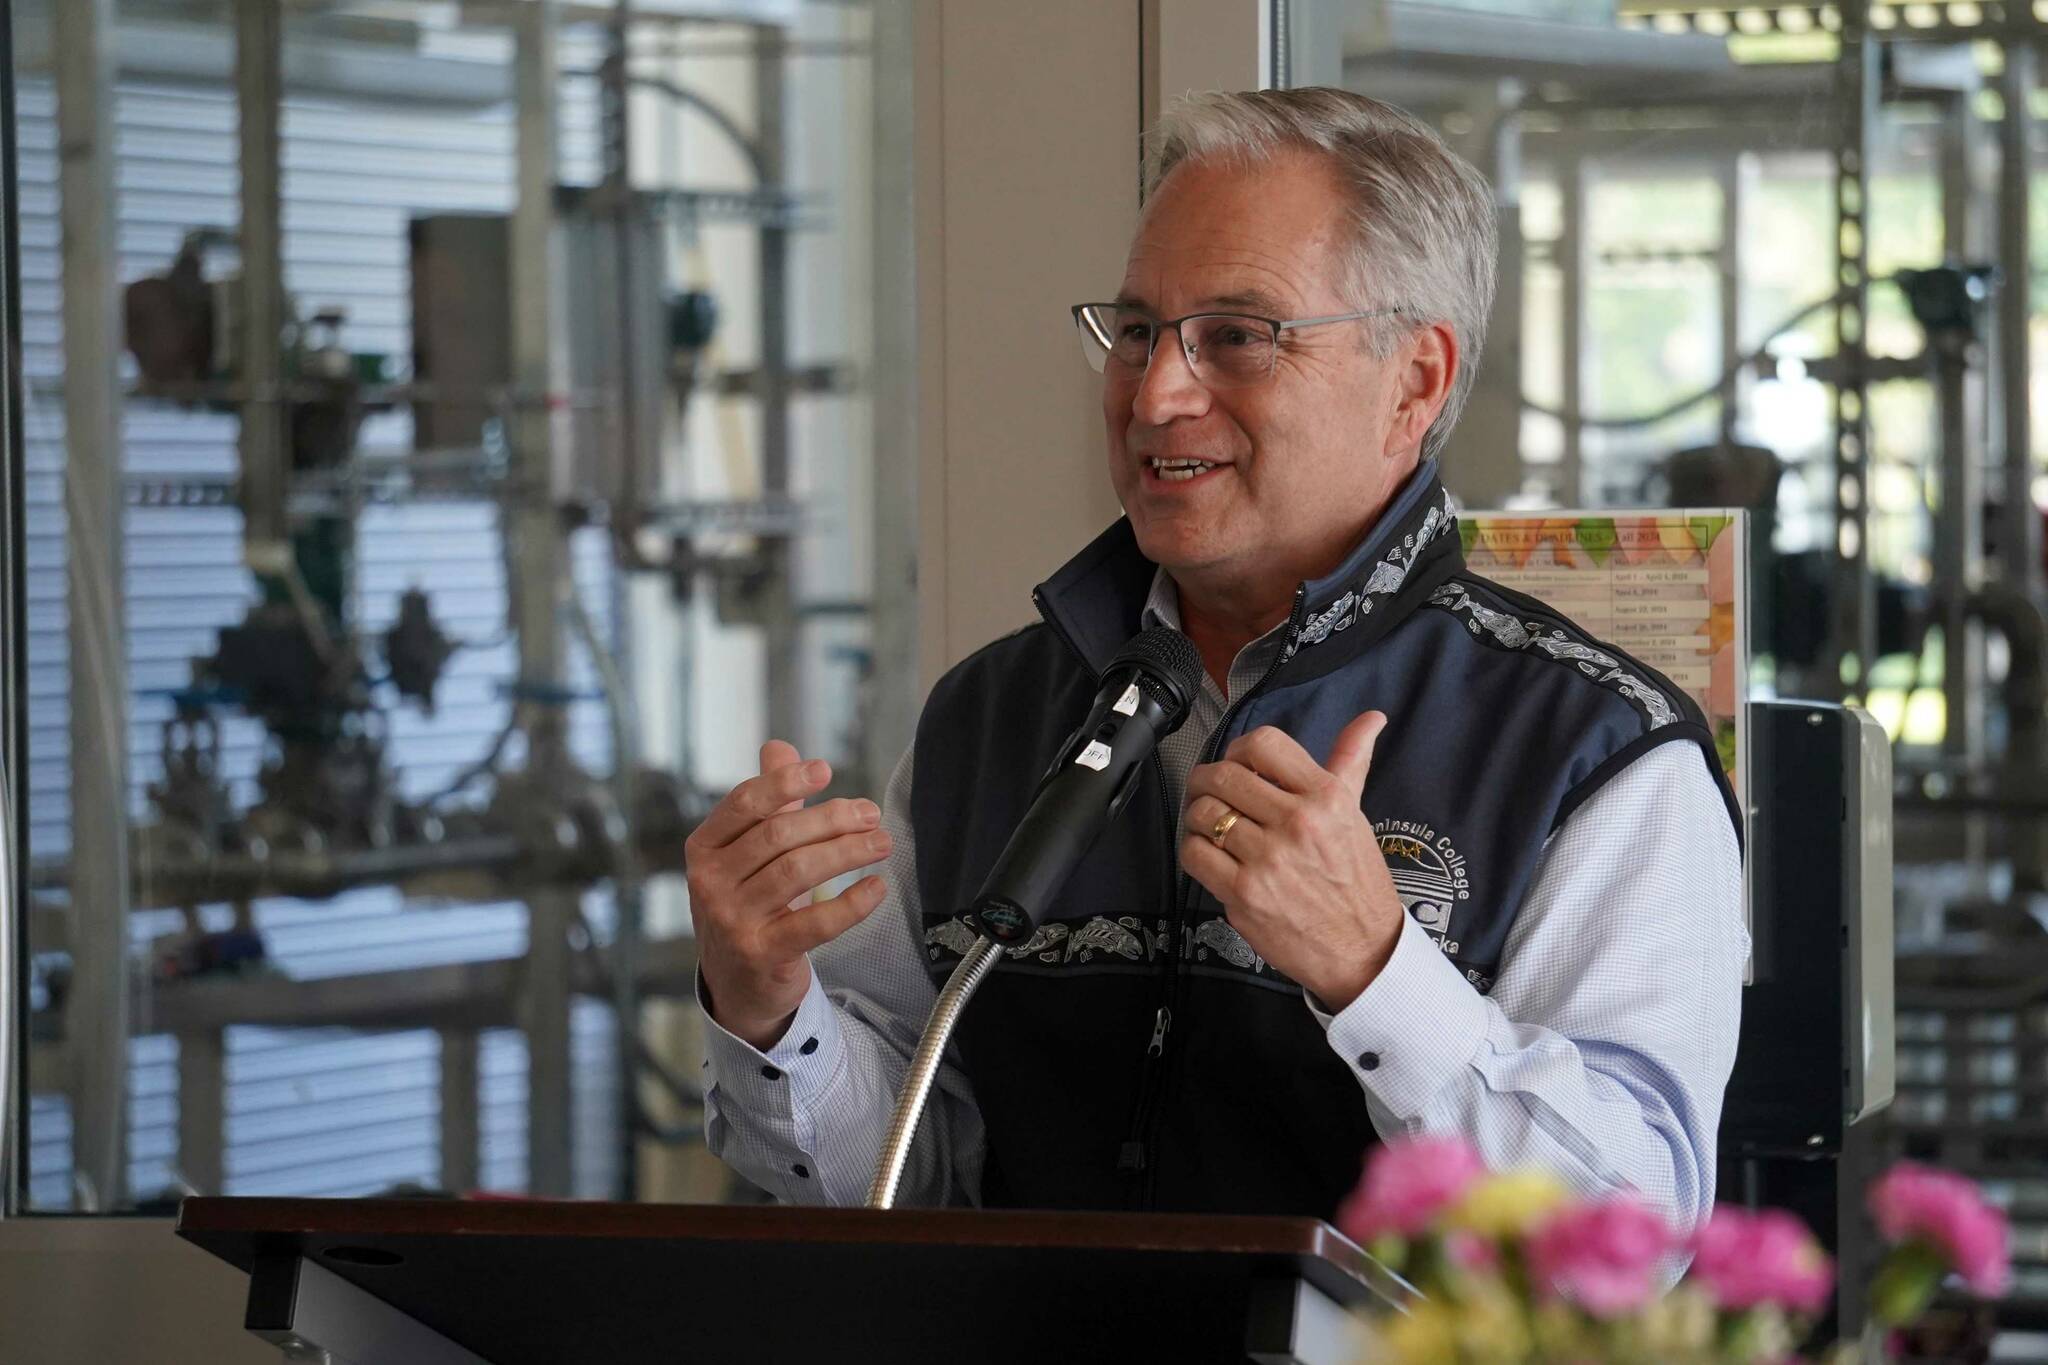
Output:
top-left (1318, 912), bottom-right (1490, 1121)
top-left (697, 962), bottom-right (847, 1114)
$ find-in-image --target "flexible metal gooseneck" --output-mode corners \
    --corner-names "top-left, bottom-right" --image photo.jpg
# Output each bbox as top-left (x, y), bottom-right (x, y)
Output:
top-left (865, 935), bottom-right (1004, 1209)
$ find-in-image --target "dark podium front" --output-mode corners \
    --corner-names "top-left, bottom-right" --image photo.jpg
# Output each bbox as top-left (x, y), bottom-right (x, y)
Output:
top-left (176, 1197), bottom-right (1405, 1364)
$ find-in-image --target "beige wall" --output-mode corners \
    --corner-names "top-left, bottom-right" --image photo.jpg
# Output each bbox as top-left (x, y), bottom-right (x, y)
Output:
top-left (0, 1218), bottom-right (275, 1363)
top-left (914, 2), bottom-right (1138, 684)
top-left (1144, 0), bottom-right (1268, 130)
top-left (914, 0), bottom-right (1272, 686)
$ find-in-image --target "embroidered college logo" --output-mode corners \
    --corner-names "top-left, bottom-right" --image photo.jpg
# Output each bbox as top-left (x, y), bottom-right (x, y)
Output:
top-left (1373, 817), bottom-right (1471, 958)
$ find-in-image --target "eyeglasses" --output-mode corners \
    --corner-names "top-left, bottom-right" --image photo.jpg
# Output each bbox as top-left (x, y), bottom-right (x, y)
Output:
top-left (1071, 301), bottom-right (1409, 389)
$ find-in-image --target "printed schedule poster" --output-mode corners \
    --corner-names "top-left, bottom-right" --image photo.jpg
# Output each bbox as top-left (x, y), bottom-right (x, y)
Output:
top-left (1457, 510), bottom-right (1747, 806)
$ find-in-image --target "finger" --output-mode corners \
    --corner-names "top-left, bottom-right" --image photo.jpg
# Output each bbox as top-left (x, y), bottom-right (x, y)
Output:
top-left (761, 875), bottom-right (888, 957)
top-left (1179, 832), bottom-right (1242, 902)
top-left (690, 758), bottom-right (832, 850)
top-left (761, 739), bottom-right (807, 815)
top-left (1222, 726), bottom-right (1326, 794)
top-left (726, 796), bottom-right (882, 884)
top-left (1325, 710), bottom-right (1389, 799)
top-left (1185, 759), bottom-right (1292, 826)
top-left (741, 827), bottom-right (894, 912)
top-left (1186, 794), bottom-right (1265, 861)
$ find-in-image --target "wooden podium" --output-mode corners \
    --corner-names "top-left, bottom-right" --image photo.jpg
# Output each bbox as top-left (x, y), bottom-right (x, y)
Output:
top-left (176, 1197), bottom-right (1406, 1364)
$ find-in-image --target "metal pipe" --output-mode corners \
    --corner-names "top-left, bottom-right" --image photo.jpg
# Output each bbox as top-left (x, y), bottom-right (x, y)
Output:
top-left (510, 0), bottom-right (567, 697)
top-left (1996, 45), bottom-right (2043, 890)
top-left (0, 776), bottom-right (16, 1217)
top-left (1999, 45), bottom-right (2038, 605)
top-left (175, 1029), bottom-right (224, 1195)
top-left (603, 10), bottom-right (644, 579)
top-left (40, 835), bottom-right (513, 888)
top-left (1938, 94), bottom-right (1986, 766)
top-left (624, 75), bottom-right (764, 181)
top-left (1559, 153), bottom-right (1585, 507)
top-left (1898, 790), bottom-right (2048, 814)
top-left (1, 0), bottom-right (28, 1221)
top-left (1716, 153), bottom-right (1747, 449)
top-left (1268, 0), bottom-right (1291, 88)
top-left (522, 890), bottom-right (575, 1196)
top-left (34, 817), bottom-right (689, 903)
top-left (234, 0), bottom-right (287, 552)
top-left (1825, 3), bottom-right (1878, 700)
top-left (1969, 581), bottom-right (2048, 889)
top-left (754, 24), bottom-right (801, 745)
top-left (138, 835), bottom-right (526, 903)
top-left (866, 936), bottom-right (1001, 1209)
top-left (438, 1028), bottom-right (480, 1193)
top-left (1936, 335), bottom-right (1985, 754)
top-left (564, 568), bottom-right (646, 1198)
top-left (55, 0), bottom-right (131, 1213)
top-left (510, 0), bottom-right (576, 1199)
top-left (597, 12), bottom-right (672, 582)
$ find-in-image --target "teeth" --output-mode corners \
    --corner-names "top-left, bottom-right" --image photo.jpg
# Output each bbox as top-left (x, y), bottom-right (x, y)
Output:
top-left (1149, 458), bottom-right (1218, 483)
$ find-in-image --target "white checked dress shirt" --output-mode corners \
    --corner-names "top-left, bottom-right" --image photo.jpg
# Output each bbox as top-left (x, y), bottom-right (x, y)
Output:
top-left (698, 569), bottom-right (1747, 1229)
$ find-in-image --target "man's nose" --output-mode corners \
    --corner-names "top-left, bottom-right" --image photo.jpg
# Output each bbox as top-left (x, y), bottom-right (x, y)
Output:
top-left (1130, 329), bottom-right (1212, 425)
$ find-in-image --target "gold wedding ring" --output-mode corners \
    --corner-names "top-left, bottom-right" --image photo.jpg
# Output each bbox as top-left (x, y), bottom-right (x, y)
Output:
top-left (1208, 806), bottom-right (1242, 849)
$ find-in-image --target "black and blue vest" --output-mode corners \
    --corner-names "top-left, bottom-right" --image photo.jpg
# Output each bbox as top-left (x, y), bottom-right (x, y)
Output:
top-left (911, 461), bottom-right (1740, 1217)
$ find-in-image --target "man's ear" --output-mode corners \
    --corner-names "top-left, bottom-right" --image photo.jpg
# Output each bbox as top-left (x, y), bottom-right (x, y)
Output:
top-left (1383, 321), bottom-right (1458, 459)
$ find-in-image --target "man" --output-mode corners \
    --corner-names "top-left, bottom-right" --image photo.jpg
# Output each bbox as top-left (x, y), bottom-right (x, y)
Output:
top-left (687, 88), bottom-right (1745, 1226)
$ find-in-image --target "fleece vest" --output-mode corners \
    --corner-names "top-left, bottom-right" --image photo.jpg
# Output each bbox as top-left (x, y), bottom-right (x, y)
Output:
top-left (911, 460), bottom-right (1738, 1217)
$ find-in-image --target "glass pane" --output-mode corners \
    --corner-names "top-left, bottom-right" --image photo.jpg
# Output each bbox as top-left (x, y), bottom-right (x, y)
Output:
top-left (16, 0), bottom-right (909, 1210)
top-left (1330, 9), bottom-right (2045, 1296)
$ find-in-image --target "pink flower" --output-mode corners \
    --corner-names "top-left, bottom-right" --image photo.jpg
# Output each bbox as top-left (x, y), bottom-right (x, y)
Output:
top-left (1690, 1206), bottom-right (1835, 1314)
top-left (1446, 1231), bottom-right (1501, 1273)
top-left (1526, 1196), bottom-right (1679, 1317)
top-left (1336, 1136), bottom-right (1486, 1242)
top-left (1867, 1162), bottom-right (2011, 1297)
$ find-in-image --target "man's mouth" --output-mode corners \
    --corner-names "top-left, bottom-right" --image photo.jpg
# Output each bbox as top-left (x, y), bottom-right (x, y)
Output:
top-left (1145, 456), bottom-right (1228, 484)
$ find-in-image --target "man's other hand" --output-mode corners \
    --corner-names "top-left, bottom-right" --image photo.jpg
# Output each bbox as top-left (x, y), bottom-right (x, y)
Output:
top-left (687, 740), bottom-right (893, 1049)
top-left (1180, 712), bottom-right (1405, 1012)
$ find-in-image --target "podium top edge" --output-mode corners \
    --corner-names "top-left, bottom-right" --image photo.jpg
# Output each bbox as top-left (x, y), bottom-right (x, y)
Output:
top-left (175, 1196), bottom-right (1362, 1263)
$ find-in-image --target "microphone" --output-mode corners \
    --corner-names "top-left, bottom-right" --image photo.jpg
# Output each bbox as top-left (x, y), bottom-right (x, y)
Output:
top-left (962, 627), bottom-right (1206, 944)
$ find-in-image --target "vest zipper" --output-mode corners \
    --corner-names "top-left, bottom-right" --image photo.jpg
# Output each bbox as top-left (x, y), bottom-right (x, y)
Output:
top-left (1029, 591), bottom-right (1178, 1195)
top-left (1147, 1006), bottom-right (1171, 1054)
top-left (1029, 585), bottom-right (1312, 1204)
top-left (1115, 753), bottom-right (1178, 1196)
top-left (1134, 585), bottom-right (1309, 1207)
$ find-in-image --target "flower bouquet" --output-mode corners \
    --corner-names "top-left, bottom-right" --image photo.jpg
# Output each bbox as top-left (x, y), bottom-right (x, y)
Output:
top-left (1337, 1137), bottom-right (2010, 1364)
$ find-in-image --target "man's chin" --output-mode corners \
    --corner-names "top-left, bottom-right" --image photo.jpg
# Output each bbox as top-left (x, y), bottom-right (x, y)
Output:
top-left (1130, 520), bottom-right (1235, 576)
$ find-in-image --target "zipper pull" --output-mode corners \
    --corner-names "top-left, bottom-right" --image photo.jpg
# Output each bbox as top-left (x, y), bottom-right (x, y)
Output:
top-left (1147, 1006), bottom-right (1172, 1057)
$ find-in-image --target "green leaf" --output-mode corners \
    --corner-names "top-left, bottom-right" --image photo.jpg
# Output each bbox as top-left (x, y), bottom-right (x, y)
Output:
top-left (1577, 518), bottom-right (1618, 564)
top-left (1871, 1240), bottom-right (1949, 1327)
top-left (1689, 514), bottom-right (1730, 552)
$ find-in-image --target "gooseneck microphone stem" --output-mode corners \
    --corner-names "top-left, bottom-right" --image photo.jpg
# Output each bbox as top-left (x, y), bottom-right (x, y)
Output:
top-left (865, 934), bottom-right (1004, 1209)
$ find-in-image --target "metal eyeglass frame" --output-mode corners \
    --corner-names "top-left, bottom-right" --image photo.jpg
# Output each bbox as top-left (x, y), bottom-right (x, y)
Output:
top-left (1070, 301), bottom-right (1410, 386)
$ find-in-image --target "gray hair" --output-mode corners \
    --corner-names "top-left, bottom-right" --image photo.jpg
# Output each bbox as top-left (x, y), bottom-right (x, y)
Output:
top-left (1147, 87), bottom-right (1498, 463)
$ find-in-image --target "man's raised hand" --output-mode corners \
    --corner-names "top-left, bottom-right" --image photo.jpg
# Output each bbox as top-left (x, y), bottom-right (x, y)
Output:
top-left (1179, 712), bottom-right (1406, 1012)
top-left (686, 740), bottom-right (892, 1049)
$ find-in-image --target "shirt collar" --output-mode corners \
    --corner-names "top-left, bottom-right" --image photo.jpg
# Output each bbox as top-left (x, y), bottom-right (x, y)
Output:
top-left (1034, 458), bottom-right (1459, 677)
top-left (1139, 567), bottom-right (1291, 683)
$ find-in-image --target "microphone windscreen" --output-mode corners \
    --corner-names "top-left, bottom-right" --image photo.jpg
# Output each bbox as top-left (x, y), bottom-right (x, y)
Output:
top-left (1103, 626), bottom-right (1205, 733)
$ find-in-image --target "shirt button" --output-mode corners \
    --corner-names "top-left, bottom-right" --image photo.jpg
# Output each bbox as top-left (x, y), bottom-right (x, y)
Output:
top-left (799, 1037), bottom-right (819, 1056)
top-left (761, 1064), bottom-right (782, 1080)
top-left (792, 1163), bottom-right (810, 1179)
top-left (1356, 1051), bottom-right (1381, 1072)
